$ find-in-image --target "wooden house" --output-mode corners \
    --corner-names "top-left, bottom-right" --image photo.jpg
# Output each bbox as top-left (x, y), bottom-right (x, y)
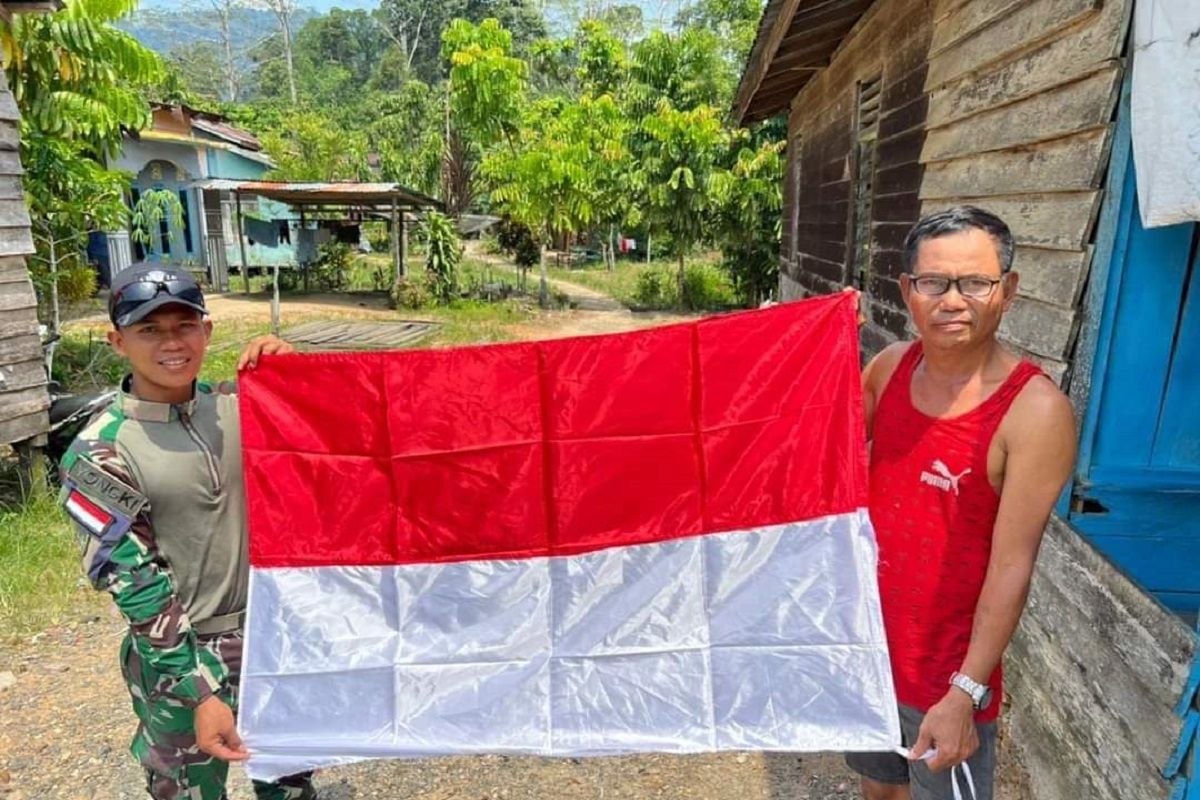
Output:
top-left (95, 103), bottom-right (290, 290)
top-left (0, 1), bottom-right (61, 451)
top-left (734, 0), bottom-right (1199, 797)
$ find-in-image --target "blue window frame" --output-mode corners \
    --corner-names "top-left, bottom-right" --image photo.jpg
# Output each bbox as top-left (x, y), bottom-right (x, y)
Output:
top-left (1068, 78), bottom-right (1200, 617)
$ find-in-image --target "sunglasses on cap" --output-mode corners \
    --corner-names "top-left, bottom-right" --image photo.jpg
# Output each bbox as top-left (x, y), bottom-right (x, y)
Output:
top-left (110, 278), bottom-right (206, 323)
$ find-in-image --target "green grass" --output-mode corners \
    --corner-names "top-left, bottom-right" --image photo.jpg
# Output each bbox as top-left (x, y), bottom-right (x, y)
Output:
top-left (546, 261), bottom-right (644, 306)
top-left (0, 487), bottom-right (93, 638)
top-left (422, 298), bottom-right (537, 347)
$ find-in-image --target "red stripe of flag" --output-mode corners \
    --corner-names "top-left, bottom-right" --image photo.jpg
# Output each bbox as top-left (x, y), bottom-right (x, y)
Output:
top-left (240, 293), bottom-right (867, 569)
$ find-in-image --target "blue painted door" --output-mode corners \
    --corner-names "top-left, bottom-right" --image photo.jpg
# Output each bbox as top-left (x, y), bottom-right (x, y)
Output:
top-left (1071, 157), bottom-right (1200, 614)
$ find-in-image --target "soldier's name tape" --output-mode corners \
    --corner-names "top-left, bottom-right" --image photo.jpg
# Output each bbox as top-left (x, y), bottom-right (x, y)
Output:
top-left (68, 456), bottom-right (148, 519)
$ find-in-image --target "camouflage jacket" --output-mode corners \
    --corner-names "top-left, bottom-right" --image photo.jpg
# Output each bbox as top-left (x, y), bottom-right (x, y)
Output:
top-left (59, 378), bottom-right (247, 708)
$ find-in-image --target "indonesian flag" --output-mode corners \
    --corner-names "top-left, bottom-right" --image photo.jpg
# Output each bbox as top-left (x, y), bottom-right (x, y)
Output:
top-left (64, 490), bottom-right (114, 536)
top-left (238, 293), bottom-right (900, 781)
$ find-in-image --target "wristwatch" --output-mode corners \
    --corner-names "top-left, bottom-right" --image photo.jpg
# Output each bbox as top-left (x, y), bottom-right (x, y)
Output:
top-left (949, 671), bottom-right (993, 711)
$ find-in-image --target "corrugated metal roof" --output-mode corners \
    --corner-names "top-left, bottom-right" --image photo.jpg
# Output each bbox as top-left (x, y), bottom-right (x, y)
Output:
top-left (237, 181), bottom-right (442, 209)
top-left (192, 118), bottom-right (262, 152)
top-left (186, 179), bottom-right (442, 209)
top-left (136, 129), bottom-right (275, 166)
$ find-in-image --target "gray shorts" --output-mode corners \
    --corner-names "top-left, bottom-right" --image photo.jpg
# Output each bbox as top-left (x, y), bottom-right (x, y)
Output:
top-left (844, 705), bottom-right (996, 800)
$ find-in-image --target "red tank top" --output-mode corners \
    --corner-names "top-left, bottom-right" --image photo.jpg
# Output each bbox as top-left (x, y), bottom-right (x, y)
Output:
top-left (869, 341), bottom-right (1043, 722)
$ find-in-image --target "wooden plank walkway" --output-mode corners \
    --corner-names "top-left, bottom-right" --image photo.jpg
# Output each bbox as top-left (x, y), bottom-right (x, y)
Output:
top-left (283, 320), bottom-right (439, 351)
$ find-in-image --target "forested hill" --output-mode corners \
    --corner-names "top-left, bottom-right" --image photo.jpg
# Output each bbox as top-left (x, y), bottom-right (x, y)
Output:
top-left (121, 1), bottom-right (688, 60)
top-left (118, 7), bottom-right (316, 64)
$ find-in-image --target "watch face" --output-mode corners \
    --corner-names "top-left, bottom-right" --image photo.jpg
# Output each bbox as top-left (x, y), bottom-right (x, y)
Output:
top-left (978, 687), bottom-right (993, 710)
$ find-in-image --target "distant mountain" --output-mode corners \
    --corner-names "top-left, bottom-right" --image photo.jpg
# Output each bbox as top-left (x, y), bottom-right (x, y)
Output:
top-left (134, 0), bottom-right (375, 10)
top-left (121, 1), bottom-right (692, 71)
top-left (129, 1), bottom-right (686, 28)
top-left (119, 6), bottom-right (316, 67)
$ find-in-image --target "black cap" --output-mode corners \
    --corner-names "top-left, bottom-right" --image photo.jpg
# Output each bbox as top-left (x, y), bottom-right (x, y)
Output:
top-left (109, 266), bottom-right (208, 328)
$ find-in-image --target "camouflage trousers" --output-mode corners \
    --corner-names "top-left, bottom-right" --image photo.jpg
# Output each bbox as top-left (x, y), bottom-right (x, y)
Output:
top-left (121, 630), bottom-right (316, 800)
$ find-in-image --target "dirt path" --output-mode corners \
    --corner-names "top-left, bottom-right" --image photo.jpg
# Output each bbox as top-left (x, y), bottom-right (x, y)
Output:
top-left (465, 243), bottom-right (703, 341)
top-left (2, 263), bottom-right (1027, 800)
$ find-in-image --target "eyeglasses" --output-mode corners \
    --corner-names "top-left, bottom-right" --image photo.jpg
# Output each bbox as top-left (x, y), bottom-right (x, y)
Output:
top-left (111, 279), bottom-right (205, 320)
top-left (908, 273), bottom-right (1003, 298)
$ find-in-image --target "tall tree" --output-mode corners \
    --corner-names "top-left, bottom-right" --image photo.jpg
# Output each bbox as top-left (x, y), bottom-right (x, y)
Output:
top-left (627, 28), bottom-right (734, 116)
top-left (294, 8), bottom-right (389, 90)
top-left (640, 101), bottom-right (728, 300)
top-left (575, 19), bottom-right (625, 96)
top-left (597, 4), bottom-right (643, 46)
top-left (367, 81), bottom-right (445, 198)
top-left (193, 0), bottom-right (250, 102)
top-left (2, 0), bottom-right (162, 321)
top-left (376, 0), bottom-right (451, 80)
top-left (165, 40), bottom-right (225, 102)
top-left (675, 0), bottom-right (763, 66)
top-left (484, 93), bottom-right (630, 305)
top-left (247, 0), bottom-right (298, 104)
top-left (3, 0), bottom-right (162, 157)
top-left (260, 110), bottom-right (369, 181)
top-left (443, 18), bottom-right (528, 149)
top-left (712, 130), bottom-right (784, 305)
top-left (381, 0), bottom-right (546, 84)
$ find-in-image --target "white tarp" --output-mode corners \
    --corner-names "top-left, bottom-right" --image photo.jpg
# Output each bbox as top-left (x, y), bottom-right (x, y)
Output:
top-left (1131, 0), bottom-right (1200, 228)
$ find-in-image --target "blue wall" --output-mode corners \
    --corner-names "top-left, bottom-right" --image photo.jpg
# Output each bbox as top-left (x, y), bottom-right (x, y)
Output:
top-left (207, 147), bottom-right (272, 180)
top-left (114, 136), bottom-right (300, 270)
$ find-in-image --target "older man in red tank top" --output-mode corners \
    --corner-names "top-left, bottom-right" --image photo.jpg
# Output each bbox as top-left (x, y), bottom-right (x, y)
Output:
top-left (845, 207), bottom-right (1077, 800)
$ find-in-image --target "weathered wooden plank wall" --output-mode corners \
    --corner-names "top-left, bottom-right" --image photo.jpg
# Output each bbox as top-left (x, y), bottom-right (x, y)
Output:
top-left (916, 0), bottom-right (1130, 382)
top-left (0, 66), bottom-right (49, 447)
top-left (781, 0), bottom-right (1131, 383)
top-left (783, 0), bottom-right (933, 355)
top-left (1005, 517), bottom-right (1196, 800)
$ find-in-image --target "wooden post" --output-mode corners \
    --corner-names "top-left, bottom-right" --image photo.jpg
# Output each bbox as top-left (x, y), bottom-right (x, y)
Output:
top-left (271, 263), bottom-right (281, 336)
top-left (235, 190), bottom-right (250, 294)
top-left (398, 208), bottom-right (408, 280)
top-left (539, 242), bottom-right (549, 308)
top-left (391, 197), bottom-right (402, 282)
top-left (300, 206), bottom-right (309, 294)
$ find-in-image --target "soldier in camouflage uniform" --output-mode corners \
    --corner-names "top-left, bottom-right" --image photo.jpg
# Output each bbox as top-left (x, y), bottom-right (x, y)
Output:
top-left (59, 266), bottom-right (315, 800)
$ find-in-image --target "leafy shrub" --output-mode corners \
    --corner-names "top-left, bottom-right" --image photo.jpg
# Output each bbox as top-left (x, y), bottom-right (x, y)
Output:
top-left (681, 262), bottom-right (737, 310)
top-left (50, 330), bottom-right (125, 391)
top-left (393, 276), bottom-right (431, 309)
top-left (276, 268), bottom-right (301, 291)
top-left (55, 262), bottom-right (97, 305)
top-left (424, 211), bottom-right (462, 304)
top-left (495, 218), bottom-right (540, 269)
top-left (633, 268), bottom-right (676, 309)
top-left (312, 242), bottom-right (354, 291)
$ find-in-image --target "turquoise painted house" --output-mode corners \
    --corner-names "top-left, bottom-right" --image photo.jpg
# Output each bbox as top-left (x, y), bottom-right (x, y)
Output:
top-left (102, 104), bottom-right (296, 289)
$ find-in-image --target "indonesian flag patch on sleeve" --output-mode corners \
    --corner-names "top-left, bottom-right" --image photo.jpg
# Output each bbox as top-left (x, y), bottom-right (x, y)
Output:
top-left (64, 489), bottom-right (114, 535)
